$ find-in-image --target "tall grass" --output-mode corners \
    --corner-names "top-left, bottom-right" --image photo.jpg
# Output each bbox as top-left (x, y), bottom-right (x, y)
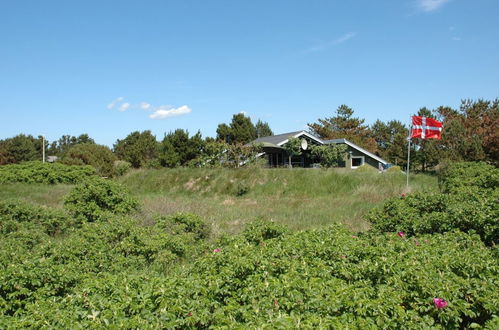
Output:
top-left (118, 168), bottom-right (437, 234)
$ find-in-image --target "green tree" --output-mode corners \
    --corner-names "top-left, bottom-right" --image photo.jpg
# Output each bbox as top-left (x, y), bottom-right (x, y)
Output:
top-left (114, 131), bottom-right (158, 168)
top-left (159, 129), bottom-right (205, 167)
top-left (255, 119), bottom-right (273, 138)
top-left (61, 143), bottom-right (117, 177)
top-left (216, 113), bottom-right (257, 144)
top-left (283, 137), bottom-right (302, 168)
top-left (310, 144), bottom-right (347, 167)
top-left (48, 134), bottom-right (95, 157)
top-left (308, 105), bottom-right (377, 153)
top-left (370, 120), bottom-right (408, 166)
top-left (0, 134), bottom-right (41, 164)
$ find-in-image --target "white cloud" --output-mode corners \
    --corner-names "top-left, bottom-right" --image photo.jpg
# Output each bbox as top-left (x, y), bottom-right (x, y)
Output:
top-left (149, 105), bottom-right (192, 119)
top-left (139, 102), bottom-right (151, 110)
top-left (119, 102), bottom-right (130, 112)
top-left (417, 0), bottom-right (452, 12)
top-left (106, 96), bottom-right (124, 110)
top-left (302, 32), bottom-right (357, 54)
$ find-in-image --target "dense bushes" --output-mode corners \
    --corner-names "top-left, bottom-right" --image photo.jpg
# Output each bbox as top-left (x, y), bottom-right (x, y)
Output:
top-left (64, 177), bottom-right (139, 222)
top-left (367, 162), bottom-right (499, 245)
top-left (1, 222), bottom-right (497, 328)
top-left (0, 161), bottom-right (96, 184)
top-left (61, 143), bottom-right (117, 177)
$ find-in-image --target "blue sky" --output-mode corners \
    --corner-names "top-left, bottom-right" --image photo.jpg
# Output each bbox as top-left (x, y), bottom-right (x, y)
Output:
top-left (1, 0), bottom-right (498, 146)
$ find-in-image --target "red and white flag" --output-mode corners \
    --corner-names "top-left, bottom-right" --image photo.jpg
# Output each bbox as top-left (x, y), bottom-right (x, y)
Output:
top-left (411, 116), bottom-right (442, 139)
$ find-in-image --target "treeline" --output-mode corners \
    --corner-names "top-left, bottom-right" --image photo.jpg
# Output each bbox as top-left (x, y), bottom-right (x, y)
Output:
top-left (1, 99), bottom-right (497, 174)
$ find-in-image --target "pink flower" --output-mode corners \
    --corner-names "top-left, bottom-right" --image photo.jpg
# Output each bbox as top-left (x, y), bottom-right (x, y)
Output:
top-left (352, 235), bottom-right (358, 239)
top-left (397, 231), bottom-right (406, 238)
top-left (433, 298), bottom-right (448, 309)
top-left (401, 193), bottom-right (406, 198)
top-left (213, 248), bottom-right (221, 253)
top-left (340, 255), bottom-right (347, 259)
top-left (415, 240), bottom-right (420, 246)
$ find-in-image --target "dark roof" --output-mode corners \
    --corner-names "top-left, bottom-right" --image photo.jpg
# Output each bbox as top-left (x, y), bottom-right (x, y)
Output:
top-left (251, 131), bottom-right (303, 146)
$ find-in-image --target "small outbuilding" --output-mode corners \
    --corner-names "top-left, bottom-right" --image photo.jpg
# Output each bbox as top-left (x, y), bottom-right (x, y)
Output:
top-left (249, 131), bottom-right (388, 169)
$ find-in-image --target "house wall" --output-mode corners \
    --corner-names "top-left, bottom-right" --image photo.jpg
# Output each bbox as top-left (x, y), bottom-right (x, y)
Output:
top-left (346, 146), bottom-right (380, 169)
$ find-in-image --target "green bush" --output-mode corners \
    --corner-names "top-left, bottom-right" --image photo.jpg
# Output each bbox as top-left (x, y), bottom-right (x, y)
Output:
top-left (439, 161), bottom-right (499, 193)
top-left (3, 225), bottom-right (496, 328)
top-left (386, 165), bottom-right (402, 173)
top-left (366, 190), bottom-right (499, 245)
top-left (61, 143), bottom-right (116, 177)
top-left (64, 177), bottom-right (139, 222)
top-left (156, 212), bottom-right (210, 240)
top-left (0, 200), bottom-right (75, 236)
top-left (0, 161), bottom-right (96, 184)
top-left (113, 160), bottom-right (132, 176)
top-left (355, 164), bottom-right (377, 172)
top-left (242, 219), bottom-right (288, 245)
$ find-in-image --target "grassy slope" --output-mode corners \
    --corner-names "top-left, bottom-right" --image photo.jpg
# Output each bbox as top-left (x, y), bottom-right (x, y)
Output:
top-left (0, 168), bottom-right (437, 234)
top-left (118, 168), bottom-right (438, 234)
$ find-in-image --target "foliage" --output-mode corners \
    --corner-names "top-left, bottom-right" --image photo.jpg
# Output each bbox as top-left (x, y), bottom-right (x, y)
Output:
top-left (159, 129), bottom-right (204, 167)
top-left (438, 161), bottom-right (499, 194)
top-left (283, 137), bottom-right (301, 167)
top-left (309, 104), bottom-right (378, 153)
top-left (242, 219), bottom-right (288, 244)
top-left (0, 134), bottom-right (44, 165)
top-left (216, 113), bottom-right (257, 144)
top-left (356, 164), bottom-right (378, 172)
top-left (310, 144), bottom-right (347, 167)
top-left (0, 200), bottom-right (76, 236)
top-left (48, 134), bottom-right (95, 157)
top-left (114, 131), bottom-right (158, 168)
top-left (155, 212), bottom-right (210, 240)
top-left (368, 161), bottom-right (499, 245)
top-left (64, 177), bottom-right (139, 222)
top-left (255, 119), bottom-right (273, 138)
top-left (113, 160), bottom-right (132, 176)
top-left (366, 190), bottom-right (498, 246)
top-left (1, 221), bottom-right (496, 328)
top-left (370, 120), bottom-right (408, 167)
top-left (0, 161), bottom-right (96, 184)
top-left (385, 165), bottom-right (402, 173)
top-left (61, 143), bottom-right (116, 177)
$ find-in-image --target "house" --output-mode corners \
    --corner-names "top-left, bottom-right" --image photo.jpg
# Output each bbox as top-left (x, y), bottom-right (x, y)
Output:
top-left (249, 130), bottom-right (388, 169)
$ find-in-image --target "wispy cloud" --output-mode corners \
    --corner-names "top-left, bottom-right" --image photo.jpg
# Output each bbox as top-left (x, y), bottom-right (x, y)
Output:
top-left (106, 97), bottom-right (192, 119)
top-left (106, 96), bottom-right (124, 110)
top-left (118, 102), bottom-right (130, 112)
top-left (149, 105), bottom-right (192, 119)
top-left (417, 0), bottom-right (452, 12)
top-left (302, 32), bottom-right (357, 54)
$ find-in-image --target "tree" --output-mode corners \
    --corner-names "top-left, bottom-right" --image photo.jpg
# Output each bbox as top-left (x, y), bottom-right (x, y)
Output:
top-left (61, 143), bottom-right (116, 177)
top-left (255, 120), bottom-right (273, 138)
top-left (283, 137), bottom-right (302, 168)
top-left (114, 131), bottom-right (158, 168)
top-left (310, 144), bottom-right (347, 167)
top-left (48, 134), bottom-right (95, 157)
top-left (0, 134), bottom-right (41, 164)
top-left (216, 113), bottom-right (257, 144)
top-left (159, 129), bottom-right (205, 167)
top-left (308, 105), bottom-right (377, 153)
top-left (370, 120), bottom-right (408, 166)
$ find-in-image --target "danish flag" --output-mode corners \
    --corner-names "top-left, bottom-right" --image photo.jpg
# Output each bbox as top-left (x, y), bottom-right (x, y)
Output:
top-left (411, 116), bottom-right (442, 139)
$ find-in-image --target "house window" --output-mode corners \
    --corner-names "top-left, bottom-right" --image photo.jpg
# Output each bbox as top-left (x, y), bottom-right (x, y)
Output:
top-left (351, 156), bottom-right (364, 168)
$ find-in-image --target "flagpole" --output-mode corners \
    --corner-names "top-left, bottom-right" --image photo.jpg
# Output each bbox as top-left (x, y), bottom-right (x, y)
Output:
top-left (406, 136), bottom-right (411, 188)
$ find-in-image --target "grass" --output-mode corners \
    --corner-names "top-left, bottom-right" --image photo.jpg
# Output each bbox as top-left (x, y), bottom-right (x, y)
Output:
top-left (0, 167), bottom-right (438, 235)
top-left (118, 167), bottom-right (438, 234)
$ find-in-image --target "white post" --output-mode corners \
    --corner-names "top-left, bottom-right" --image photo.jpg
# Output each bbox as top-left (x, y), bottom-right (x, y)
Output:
top-left (42, 135), bottom-right (45, 163)
top-left (406, 137), bottom-right (411, 187)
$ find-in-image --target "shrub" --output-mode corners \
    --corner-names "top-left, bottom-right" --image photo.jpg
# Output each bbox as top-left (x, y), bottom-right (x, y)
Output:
top-left (242, 219), bottom-right (288, 244)
top-left (156, 212), bottom-right (210, 240)
top-left (439, 161), bottom-right (499, 193)
top-left (64, 177), bottom-right (139, 222)
top-left (0, 161), bottom-right (96, 184)
top-left (366, 190), bottom-right (499, 245)
top-left (113, 160), bottom-right (131, 176)
top-left (0, 200), bottom-right (75, 236)
top-left (61, 143), bottom-right (116, 177)
top-left (355, 164), bottom-right (377, 172)
top-left (386, 165), bottom-right (402, 173)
